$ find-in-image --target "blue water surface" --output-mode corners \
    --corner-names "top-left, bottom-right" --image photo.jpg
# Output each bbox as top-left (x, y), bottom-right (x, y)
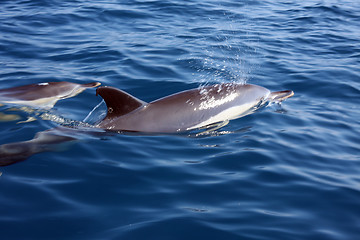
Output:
top-left (1, 0), bottom-right (359, 239)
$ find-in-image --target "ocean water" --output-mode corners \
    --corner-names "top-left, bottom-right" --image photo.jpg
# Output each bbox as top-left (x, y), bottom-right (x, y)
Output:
top-left (0, 0), bottom-right (359, 239)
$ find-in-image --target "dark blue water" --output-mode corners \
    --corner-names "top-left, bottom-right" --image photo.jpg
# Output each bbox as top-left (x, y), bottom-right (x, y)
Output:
top-left (1, 0), bottom-right (359, 239)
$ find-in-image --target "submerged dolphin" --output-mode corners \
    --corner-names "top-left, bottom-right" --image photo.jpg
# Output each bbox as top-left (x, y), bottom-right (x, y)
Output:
top-left (0, 81), bottom-right (101, 166)
top-left (96, 83), bottom-right (294, 133)
top-left (0, 128), bottom-right (77, 166)
top-left (0, 81), bottom-right (100, 109)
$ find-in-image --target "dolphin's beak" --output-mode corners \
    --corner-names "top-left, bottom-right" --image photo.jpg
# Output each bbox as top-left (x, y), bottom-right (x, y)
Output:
top-left (83, 82), bottom-right (101, 88)
top-left (268, 90), bottom-right (294, 102)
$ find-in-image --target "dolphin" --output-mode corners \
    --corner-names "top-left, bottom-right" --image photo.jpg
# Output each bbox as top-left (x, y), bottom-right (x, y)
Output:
top-left (96, 83), bottom-right (294, 133)
top-left (0, 82), bottom-right (293, 166)
top-left (0, 81), bottom-right (101, 109)
top-left (0, 126), bottom-right (108, 166)
top-left (0, 128), bottom-right (77, 166)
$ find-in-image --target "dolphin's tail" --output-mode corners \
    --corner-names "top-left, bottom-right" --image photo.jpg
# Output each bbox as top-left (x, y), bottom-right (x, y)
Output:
top-left (268, 90), bottom-right (294, 103)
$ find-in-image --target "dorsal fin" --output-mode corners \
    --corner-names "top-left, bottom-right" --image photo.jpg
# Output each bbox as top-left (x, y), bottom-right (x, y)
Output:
top-left (96, 86), bottom-right (146, 119)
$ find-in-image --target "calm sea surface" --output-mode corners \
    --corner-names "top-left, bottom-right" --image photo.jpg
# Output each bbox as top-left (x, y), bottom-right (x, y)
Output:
top-left (1, 0), bottom-right (359, 239)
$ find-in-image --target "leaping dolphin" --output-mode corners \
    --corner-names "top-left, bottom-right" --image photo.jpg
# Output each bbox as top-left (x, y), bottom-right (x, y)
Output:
top-left (0, 81), bottom-right (101, 109)
top-left (96, 83), bottom-right (294, 133)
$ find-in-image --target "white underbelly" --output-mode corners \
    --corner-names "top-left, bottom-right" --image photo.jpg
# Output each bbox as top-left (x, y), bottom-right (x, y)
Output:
top-left (187, 102), bottom-right (255, 130)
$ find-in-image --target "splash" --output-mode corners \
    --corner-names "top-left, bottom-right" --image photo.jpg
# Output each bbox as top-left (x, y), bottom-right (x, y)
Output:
top-left (183, 16), bottom-right (260, 86)
top-left (197, 87), bottom-right (238, 110)
top-left (39, 112), bottom-right (94, 129)
top-left (195, 83), bottom-right (239, 110)
top-left (83, 99), bottom-right (105, 123)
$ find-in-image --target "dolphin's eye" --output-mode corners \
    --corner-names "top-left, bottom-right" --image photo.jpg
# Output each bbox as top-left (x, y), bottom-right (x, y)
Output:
top-left (108, 107), bottom-right (113, 113)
